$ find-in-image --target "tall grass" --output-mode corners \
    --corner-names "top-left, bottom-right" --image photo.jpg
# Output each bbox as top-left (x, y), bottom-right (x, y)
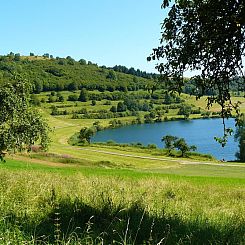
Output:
top-left (0, 168), bottom-right (244, 244)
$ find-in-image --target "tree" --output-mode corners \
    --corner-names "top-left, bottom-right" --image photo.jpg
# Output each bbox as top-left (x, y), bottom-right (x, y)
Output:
top-left (79, 88), bottom-right (89, 102)
top-left (66, 56), bottom-right (75, 65)
top-left (30, 94), bottom-right (41, 106)
top-left (33, 79), bottom-right (43, 94)
top-left (235, 127), bottom-right (245, 162)
top-left (67, 94), bottom-right (78, 101)
top-left (107, 70), bottom-right (117, 81)
top-left (163, 93), bottom-right (174, 105)
top-left (110, 105), bottom-right (117, 113)
top-left (156, 110), bottom-right (163, 122)
top-left (48, 95), bottom-right (56, 103)
top-left (161, 135), bottom-right (178, 154)
top-left (67, 81), bottom-right (78, 91)
top-left (79, 127), bottom-right (96, 144)
top-left (57, 94), bottom-right (64, 102)
top-left (79, 59), bottom-right (87, 65)
top-left (178, 104), bottom-right (192, 119)
top-left (174, 138), bottom-right (197, 157)
top-left (234, 115), bottom-right (245, 162)
top-left (0, 76), bottom-right (50, 161)
top-left (149, 0), bottom-right (245, 122)
top-left (43, 53), bottom-right (50, 58)
top-left (117, 101), bottom-right (127, 112)
top-left (14, 53), bottom-right (21, 61)
top-left (51, 105), bottom-right (59, 115)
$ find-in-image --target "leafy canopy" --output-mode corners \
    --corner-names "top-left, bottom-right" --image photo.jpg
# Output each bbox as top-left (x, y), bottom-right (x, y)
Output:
top-left (162, 134), bottom-right (196, 156)
top-left (149, 0), bottom-right (245, 121)
top-left (0, 75), bottom-right (50, 161)
top-left (174, 138), bottom-right (197, 157)
top-left (79, 127), bottom-right (96, 144)
top-left (161, 135), bottom-right (178, 154)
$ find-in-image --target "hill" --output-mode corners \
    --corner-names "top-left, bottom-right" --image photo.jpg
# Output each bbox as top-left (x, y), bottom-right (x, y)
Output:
top-left (0, 54), bottom-right (153, 93)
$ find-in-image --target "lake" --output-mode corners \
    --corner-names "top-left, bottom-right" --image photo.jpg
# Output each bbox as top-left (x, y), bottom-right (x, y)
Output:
top-left (92, 118), bottom-right (238, 161)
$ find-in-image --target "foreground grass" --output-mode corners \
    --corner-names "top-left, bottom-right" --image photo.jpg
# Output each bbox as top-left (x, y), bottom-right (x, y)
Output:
top-left (1, 94), bottom-right (244, 243)
top-left (0, 159), bottom-right (244, 244)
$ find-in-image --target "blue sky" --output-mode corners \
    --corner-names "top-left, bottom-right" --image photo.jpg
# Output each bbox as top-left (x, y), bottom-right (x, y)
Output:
top-left (0, 0), bottom-right (166, 73)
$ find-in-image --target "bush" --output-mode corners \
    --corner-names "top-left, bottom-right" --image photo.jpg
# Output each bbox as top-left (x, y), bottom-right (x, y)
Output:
top-left (147, 144), bottom-right (157, 149)
top-left (68, 94), bottom-right (78, 101)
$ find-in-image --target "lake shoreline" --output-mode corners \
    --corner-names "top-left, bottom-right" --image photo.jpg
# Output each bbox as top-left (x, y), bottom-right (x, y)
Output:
top-left (92, 117), bottom-right (238, 161)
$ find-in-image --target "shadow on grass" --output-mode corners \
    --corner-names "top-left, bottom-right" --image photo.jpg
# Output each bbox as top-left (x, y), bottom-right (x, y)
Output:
top-left (5, 197), bottom-right (245, 244)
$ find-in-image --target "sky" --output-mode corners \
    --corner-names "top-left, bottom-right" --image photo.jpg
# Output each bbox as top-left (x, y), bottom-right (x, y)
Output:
top-left (0, 0), bottom-right (166, 73)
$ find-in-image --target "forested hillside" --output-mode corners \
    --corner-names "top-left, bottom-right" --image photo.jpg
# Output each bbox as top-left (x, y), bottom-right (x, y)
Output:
top-left (0, 53), bottom-right (154, 93)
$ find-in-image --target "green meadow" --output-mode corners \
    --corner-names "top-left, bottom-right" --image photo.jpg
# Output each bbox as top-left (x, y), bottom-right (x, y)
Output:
top-left (1, 98), bottom-right (245, 244)
top-left (0, 156), bottom-right (245, 244)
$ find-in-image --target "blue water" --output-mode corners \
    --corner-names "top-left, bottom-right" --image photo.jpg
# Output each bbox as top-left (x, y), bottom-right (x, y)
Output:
top-left (92, 118), bottom-right (239, 161)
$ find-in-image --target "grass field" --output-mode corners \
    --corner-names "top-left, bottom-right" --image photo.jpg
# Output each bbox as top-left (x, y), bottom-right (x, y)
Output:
top-left (1, 92), bottom-right (245, 244)
top-left (0, 157), bottom-right (244, 244)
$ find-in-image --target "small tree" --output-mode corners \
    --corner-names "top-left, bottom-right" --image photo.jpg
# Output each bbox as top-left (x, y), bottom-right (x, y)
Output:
top-left (178, 104), bottom-right (192, 119)
top-left (57, 94), bottom-right (64, 102)
top-left (107, 70), bottom-right (117, 81)
top-left (161, 135), bottom-right (178, 154)
top-left (67, 81), bottom-right (78, 91)
top-left (68, 94), bottom-right (78, 101)
top-left (110, 106), bottom-right (117, 113)
top-left (79, 88), bottom-right (89, 102)
top-left (30, 94), bottom-right (41, 106)
top-left (79, 127), bottom-right (96, 144)
top-left (33, 79), bottom-right (43, 94)
top-left (51, 106), bottom-right (59, 115)
top-left (14, 53), bottom-right (21, 61)
top-left (43, 53), bottom-right (50, 58)
top-left (174, 138), bottom-right (197, 157)
top-left (117, 102), bottom-right (126, 112)
top-left (79, 59), bottom-right (87, 65)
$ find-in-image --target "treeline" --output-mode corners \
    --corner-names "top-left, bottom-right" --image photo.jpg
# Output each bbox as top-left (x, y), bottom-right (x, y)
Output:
top-left (109, 65), bottom-right (158, 79)
top-left (182, 77), bottom-right (243, 96)
top-left (39, 88), bottom-right (184, 105)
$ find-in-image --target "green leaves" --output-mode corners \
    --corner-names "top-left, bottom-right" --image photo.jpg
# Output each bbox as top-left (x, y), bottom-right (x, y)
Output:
top-left (214, 128), bottom-right (234, 147)
top-left (0, 77), bottom-right (50, 159)
top-left (162, 134), bottom-right (197, 156)
top-left (79, 127), bottom-right (96, 144)
top-left (151, 0), bottom-right (245, 120)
